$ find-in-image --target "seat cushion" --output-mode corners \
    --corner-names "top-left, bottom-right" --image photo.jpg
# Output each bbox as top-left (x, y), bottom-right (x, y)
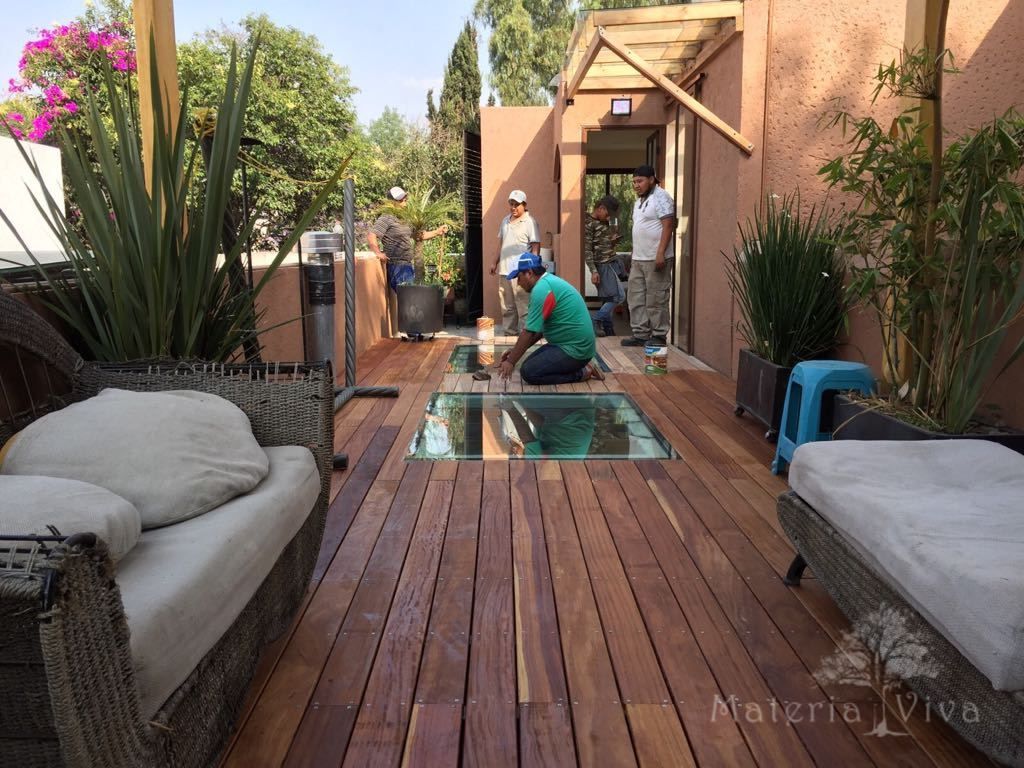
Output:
top-left (116, 446), bottom-right (319, 719)
top-left (0, 475), bottom-right (141, 561)
top-left (1, 388), bottom-right (269, 529)
top-left (790, 439), bottom-right (1024, 691)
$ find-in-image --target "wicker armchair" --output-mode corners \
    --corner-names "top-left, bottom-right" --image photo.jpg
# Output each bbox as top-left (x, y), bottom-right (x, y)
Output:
top-left (0, 291), bottom-right (334, 768)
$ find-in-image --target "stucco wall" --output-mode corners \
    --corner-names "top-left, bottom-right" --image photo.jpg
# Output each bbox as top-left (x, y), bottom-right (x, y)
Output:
top-left (692, 0), bottom-right (1024, 426)
top-left (254, 254), bottom-right (390, 374)
top-left (479, 107), bottom-right (557, 322)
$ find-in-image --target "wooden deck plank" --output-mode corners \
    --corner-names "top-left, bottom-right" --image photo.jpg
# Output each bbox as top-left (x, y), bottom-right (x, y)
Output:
top-left (224, 340), bottom-right (992, 768)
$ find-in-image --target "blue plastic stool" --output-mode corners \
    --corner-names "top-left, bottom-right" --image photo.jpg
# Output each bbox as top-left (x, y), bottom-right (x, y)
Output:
top-left (771, 361), bottom-right (876, 474)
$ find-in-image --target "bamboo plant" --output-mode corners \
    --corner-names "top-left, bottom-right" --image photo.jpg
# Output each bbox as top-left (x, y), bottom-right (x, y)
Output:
top-left (821, 47), bottom-right (1024, 433)
top-left (0, 38), bottom-right (347, 362)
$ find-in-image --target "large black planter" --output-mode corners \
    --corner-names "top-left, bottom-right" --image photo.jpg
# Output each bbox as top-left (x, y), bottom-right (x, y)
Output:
top-left (734, 348), bottom-right (791, 440)
top-left (396, 284), bottom-right (445, 336)
top-left (832, 394), bottom-right (1024, 456)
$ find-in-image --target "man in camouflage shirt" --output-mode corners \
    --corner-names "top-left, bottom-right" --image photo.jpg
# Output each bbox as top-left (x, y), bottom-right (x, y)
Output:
top-left (584, 195), bottom-right (624, 336)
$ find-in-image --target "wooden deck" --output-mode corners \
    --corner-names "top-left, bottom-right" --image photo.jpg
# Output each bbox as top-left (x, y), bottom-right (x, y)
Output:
top-left (220, 336), bottom-right (990, 767)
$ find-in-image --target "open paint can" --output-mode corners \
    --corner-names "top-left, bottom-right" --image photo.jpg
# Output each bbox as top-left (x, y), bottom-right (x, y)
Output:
top-left (644, 344), bottom-right (668, 375)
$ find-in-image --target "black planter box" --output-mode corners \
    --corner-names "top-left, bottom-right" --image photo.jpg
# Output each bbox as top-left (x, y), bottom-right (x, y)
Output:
top-left (397, 284), bottom-right (445, 336)
top-left (735, 348), bottom-right (791, 438)
top-left (832, 394), bottom-right (1024, 456)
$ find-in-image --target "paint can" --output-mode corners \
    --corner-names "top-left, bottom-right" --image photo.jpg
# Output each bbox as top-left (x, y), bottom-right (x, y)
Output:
top-left (476, 316), bottom-right (494, 342)
top-left (644, 344), bottom-right (668, 375)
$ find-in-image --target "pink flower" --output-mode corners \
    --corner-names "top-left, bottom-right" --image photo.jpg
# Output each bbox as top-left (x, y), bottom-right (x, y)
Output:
top-left (11, 127), bottom-right (24, 139)
top-left (65, 101), bottom-right (78, 114)
top-left (8, 112), bottom-right (24, 122)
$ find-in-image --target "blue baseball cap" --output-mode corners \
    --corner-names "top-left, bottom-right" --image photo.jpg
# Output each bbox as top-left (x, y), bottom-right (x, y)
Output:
top-left (507, 253), bottom-right (544, 280)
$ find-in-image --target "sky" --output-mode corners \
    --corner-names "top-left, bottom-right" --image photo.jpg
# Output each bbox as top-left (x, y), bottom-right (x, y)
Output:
top-left (1, 0), bottom-right (488, 127)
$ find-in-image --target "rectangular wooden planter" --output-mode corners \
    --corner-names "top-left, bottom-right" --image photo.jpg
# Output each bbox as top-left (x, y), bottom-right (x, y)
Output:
top-left (734, 348), bottom-right (791, 439)
top-left (832, 394), bottom-right (1024, 456)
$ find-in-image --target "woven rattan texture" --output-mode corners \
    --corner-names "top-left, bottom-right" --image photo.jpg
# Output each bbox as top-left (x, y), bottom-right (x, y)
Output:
top-left (1, 293), bottom-right (334, 767)
top-left (779, 491), bottom-right (1024, 767)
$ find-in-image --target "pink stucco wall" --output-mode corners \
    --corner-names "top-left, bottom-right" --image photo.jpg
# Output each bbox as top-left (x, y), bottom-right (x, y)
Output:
top-left (479, 107), bottom-right (556, 322)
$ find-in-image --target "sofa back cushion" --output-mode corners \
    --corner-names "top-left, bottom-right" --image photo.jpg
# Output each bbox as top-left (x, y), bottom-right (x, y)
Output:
top-left (0, 475), bottom-right (141, 560)
top-left (1, 388), bottom-right (269, 529)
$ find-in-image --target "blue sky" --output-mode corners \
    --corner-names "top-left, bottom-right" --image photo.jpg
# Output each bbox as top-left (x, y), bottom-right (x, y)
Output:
top-left (2, 0), bottom-right (488, 126)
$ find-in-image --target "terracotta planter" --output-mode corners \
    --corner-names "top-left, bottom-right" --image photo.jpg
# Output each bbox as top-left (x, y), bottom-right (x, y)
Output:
top-left (832, 394), bottom-right (1024, 456)
top-left (396, 284), bottom-right (445, 336)
top-left (734, 348), bottom-right (791, 441)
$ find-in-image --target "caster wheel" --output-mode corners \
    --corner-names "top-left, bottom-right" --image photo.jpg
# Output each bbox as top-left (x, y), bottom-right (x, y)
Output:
top-left (332, 453), bottom-right (349, 470)
top-left (734, 405), bottom-right (745, 417)
top-left (765, 429), bottom-right (778, 443)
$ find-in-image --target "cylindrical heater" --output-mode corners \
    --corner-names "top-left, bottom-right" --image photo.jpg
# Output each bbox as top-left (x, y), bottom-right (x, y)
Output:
top-left (299, 231), bottom-right (342, 368)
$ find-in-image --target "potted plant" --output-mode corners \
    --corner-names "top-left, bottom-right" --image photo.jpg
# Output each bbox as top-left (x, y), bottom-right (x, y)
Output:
top-left (0, 40), bottom-right (346, 362)
top-left (726, 193), bottom-right (848, 440)
top-left (821, 46), bottom-right (1024, 452)
top-left (379, 187), bottom-right (460, 337)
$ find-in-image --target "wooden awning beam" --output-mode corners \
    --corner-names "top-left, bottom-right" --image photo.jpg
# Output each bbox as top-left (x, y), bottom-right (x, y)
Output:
top-left (577, 27), bottom-right (753, 155)
top-left (675, 18), bottom-right (742, 91)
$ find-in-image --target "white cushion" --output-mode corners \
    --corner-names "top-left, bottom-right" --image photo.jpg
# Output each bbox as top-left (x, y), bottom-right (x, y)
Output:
top-left (790, 439), bottom-right (1024, 691)
top-left (1, 388), bottom-right (269, 529)
top-left (116, 446), bottom-right (319, 719)
top-left (0, 475), bottom-right (141, 561)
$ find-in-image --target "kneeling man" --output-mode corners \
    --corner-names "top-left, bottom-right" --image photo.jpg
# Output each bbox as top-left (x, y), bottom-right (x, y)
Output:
top-left (498, 254), bottom-right (604, 385)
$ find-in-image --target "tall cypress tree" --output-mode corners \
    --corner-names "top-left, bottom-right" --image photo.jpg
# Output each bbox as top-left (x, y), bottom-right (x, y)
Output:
top-left (437, 21), bottom-right (482, 134)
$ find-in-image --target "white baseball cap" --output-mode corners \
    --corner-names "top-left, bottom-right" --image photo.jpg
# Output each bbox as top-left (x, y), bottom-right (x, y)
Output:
top-left (388, 186), bottom-right (408, 201)
top-left (508, 189), bottom-right (527, 204)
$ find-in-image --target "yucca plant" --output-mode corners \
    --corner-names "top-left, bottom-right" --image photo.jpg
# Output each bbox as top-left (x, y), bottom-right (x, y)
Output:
top-left (726, 193), bottom-right (848, 368)
top-left (377, 186), bottom-right (461, 283)
top-left (0, 37), bottom-right (347, 362)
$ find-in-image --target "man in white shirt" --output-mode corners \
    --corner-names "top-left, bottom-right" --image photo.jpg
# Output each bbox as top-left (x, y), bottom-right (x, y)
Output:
top-left (491, 189), bottom-right (541, 335)
top-left (622, 165), bottom-right (675, 347)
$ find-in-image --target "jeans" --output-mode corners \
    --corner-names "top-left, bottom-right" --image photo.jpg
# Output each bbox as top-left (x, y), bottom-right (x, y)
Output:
top-left (520, 344), bottom-right (590, 385)
top-left (592, 261), bottom-right (625, 333)
top-left (386, 262), bottom-right (414, 292)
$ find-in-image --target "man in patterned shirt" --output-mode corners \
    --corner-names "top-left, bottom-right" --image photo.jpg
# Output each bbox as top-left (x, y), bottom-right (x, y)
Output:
top-left (584, 195), bottom-right (623, 337)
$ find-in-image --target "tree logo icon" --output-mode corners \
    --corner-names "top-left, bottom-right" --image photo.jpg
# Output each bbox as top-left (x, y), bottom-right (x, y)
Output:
top-left (815, 603), bottom-right (940, 737)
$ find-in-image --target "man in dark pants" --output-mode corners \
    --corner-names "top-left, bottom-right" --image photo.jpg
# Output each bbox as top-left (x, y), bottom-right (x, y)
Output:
top-left (497, 254), bottom-right (604, 385)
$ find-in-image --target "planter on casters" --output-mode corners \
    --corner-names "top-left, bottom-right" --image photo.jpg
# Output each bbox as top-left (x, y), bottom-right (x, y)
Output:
top-left (832, 394), bottom-right (1024, 456)
top-left (397, 284), bottom-right (445, 338)
top-left (734, 348), bottom-right (791, 441)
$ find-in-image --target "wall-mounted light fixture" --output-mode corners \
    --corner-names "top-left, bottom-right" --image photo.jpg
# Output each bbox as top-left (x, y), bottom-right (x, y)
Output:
top-left (610, 97), bottom-right (632, 116)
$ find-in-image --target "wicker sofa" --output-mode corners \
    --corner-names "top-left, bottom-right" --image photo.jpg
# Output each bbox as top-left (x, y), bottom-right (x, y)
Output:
top-left (0, 292), bottom-right (334, 768)
top-left (779, 439), bottom-right (1024, 767)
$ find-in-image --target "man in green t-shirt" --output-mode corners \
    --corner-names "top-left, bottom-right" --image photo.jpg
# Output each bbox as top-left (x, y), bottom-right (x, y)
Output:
top-left (497, 253), bottom-right (604, 385)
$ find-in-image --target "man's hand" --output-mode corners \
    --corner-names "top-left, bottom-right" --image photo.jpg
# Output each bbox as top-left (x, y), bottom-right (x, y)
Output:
top-left (591, 271), bottom-right (600, 286)
top-left (655, 255), bottom-right (666, 272)
top-left (376, 252), bottom-right (388, 263)
top-left (490, 261), bottom-right (499, 276)
top-left (500, 349), bottom-right (511, 363)
top-left (498, 360), bottom-right (515, 379)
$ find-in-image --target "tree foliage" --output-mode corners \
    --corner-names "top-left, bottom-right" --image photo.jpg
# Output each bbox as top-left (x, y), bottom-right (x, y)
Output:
top-left (437, 21), bottom-right (481, 135)
top-left (177, 14), bottom-right (357, 244)
top-left (474, 0), bottom-right (678, 106)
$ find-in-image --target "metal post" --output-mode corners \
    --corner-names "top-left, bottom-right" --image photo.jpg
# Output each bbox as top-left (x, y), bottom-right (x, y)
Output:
top-left (331, 177), bottom-right (399, 470)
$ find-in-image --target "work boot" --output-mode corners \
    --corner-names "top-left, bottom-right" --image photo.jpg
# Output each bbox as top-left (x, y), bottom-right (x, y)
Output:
top-left (620, 336), bottom-right (648, 347)
top-left (602, 322), bottom-right (615, 337)
top-left (650, 335), bottom-right (668, 345)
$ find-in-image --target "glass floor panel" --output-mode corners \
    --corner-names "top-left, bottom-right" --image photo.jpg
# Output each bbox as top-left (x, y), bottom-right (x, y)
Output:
top-left (446, 344), bottom-right (610, 374)
top-left (407, 392), bottom-right (677, 461)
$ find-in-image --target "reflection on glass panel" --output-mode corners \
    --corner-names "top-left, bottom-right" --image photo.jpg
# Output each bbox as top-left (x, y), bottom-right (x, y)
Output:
top-left (407, 393), bottom-right (677, 461)
top-left (446, 344), bottom-right (609, 373)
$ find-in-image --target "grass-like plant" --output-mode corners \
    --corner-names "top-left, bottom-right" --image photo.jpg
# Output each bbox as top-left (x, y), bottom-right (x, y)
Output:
top-left (1, 38), bottom-right (347, 362)
top-left (726, 193), bottom-right (848, 368)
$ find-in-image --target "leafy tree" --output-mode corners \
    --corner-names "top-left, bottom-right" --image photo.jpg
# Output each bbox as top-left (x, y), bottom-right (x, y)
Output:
top-left (177, 15), bottom-right (357, 244)
top-left (475, 0), bottom-right (682, 106)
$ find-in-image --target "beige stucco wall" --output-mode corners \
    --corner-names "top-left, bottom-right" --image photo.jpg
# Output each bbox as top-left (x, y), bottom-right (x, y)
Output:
top-left (479, 107), bottom-right (557, 322)
top-left (690, 0), bottom-right (1024, 425)
top-left (254, 254), bottom-right (390, 375)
